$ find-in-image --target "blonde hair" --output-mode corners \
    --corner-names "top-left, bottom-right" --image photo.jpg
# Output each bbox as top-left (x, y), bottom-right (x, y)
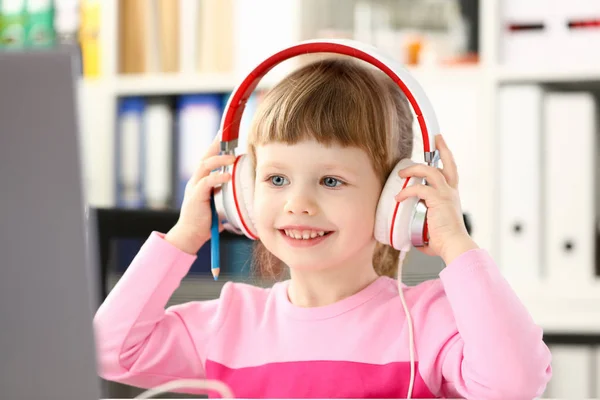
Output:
top-left (247, 57), bottom-right (414, 279)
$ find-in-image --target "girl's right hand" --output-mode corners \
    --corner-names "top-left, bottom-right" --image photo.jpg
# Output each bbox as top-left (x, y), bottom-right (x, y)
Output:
top-left (165, 136), bottom-right (236, 255)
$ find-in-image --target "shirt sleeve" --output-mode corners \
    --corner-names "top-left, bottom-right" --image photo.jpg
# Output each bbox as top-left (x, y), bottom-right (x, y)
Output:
top-left (413, 248), bottom-right (552, 399)
top-left (93, 231), bottom-right (232, 391)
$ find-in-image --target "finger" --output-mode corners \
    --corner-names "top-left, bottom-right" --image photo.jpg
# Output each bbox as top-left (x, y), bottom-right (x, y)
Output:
top-left (398, 164), bottom-right (447, 189)
top-left (436, 134), bottom-right (459, 189)
top-left (204, 134), bottom-right (223, 158)
top-left (394, 183), bottom-right (436, 203)
top-left (196, 171), bottom-right (232, 200)
top-left (191, 154), bottom-right (236, 185)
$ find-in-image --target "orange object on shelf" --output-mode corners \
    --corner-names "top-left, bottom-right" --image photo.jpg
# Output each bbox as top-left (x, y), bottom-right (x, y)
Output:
top-left (404, 36), bottom-right (423, 66)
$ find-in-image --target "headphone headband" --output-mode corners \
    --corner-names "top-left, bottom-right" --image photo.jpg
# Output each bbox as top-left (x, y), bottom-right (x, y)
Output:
top-left (219, 38), bottom-right (440, 164)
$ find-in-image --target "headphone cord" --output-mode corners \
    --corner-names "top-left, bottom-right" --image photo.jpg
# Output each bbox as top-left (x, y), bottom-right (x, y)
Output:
top-left (134, 378), bottom-right (234, 399)
top-left (398, 249), bottom-right (415, 399)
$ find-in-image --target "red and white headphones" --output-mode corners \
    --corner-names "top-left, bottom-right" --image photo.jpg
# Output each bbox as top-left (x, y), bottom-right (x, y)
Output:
top-left (214, 38), bottom-right (440, 252)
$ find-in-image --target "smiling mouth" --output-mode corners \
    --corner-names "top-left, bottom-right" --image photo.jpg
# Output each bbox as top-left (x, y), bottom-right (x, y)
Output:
top-left (278, 229), bottom-right (334, 240)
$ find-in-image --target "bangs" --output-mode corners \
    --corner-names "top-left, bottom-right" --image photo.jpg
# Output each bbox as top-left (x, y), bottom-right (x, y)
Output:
top-left (249, 59), bottom-right (389, 153)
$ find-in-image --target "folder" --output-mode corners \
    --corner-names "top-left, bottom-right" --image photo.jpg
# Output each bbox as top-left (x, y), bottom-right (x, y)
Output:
top-left (156, 0), bottom-right (179, 73)
top-left (197, 0), bottom-right (234, 74)
top-left (178, 0), bottom-right (199, 73)
top-left (175, 94), bottom-right (222, 207)
top-left (232, 0), bottom-right (301, 79)
top-left (79, 0), bottom-right (100, 76)
top-left (25, 0), bottom-right (55, 49)
top-left (545, 345), bottom-right (594, 398)
top-left (543, 92), bottom-right (597, 285)
top-left (498, 85), bottom-right (544, 283)
top-left (143, 97), bottom-right (173, 209)
top-left (596, 346), bottom-right (600, 398)
top-left (554, 0), bottom-right (600, 66)
top-left (501, 0), bottom-right (600, 66)
top-left (0, 0), bottom-right (27, 50)
top-left (500, 0), bottom-right (551, 66)
top-left (116, 97), bottom-right (146, 208)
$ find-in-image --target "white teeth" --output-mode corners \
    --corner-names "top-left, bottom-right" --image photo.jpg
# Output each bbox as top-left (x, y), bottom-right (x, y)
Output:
top-left (284, 229), bottom-right (327, 240)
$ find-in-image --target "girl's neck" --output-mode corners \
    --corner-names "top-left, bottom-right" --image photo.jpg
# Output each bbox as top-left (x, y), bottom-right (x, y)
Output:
top-left (287, 254), bottom-right (380, 308)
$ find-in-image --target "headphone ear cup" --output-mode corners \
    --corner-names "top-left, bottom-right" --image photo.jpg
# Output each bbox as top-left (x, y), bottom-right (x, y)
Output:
top-left (216, 154), bottom-right (259, 240)
top-left (374, 159), bottom-right (422, 251)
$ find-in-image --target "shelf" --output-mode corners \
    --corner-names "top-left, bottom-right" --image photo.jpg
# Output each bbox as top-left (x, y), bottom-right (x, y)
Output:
top-left (497, 66), bottom-right (600, 84)
top-left (80, 65), bottom-right (485, 97)
top-left (511, 280), bottom-right (600, 334)
top-left (409, 64), bottom-right (482, 82)
top-left (80, 72), bottom-right (292, 96)
top-left (114, 73), bottom-right (250, 96)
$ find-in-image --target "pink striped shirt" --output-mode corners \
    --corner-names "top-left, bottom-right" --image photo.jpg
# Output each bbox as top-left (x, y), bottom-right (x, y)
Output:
top-left (94, 232), bottom-right (552, 398)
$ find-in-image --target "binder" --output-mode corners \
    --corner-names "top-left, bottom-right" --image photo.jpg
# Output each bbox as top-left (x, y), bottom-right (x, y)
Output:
top-left (197, 0), bottom-right (234, 74)
top-left (25, 0), bottom-right (55, 49)
top-left (545, 345), bottom-right (594, 398)
top-left (175, 94), bottom-right (222, 207)
top-left (143, 97), bottom-right (173, 209)
top-left (118, 0), bottom-right (150, 74)
top-left (501, 0), bottom-right (600, 66)
top-left (233, 0), bottom-right (301, 79)
top-left (116, 97), bottom-right (145, 208)
top-left (413, 78), bottom-right (481, 246)
top-left (156, 0), bottom-right (179, 73)
top-left (178, 0), bottom-right (199, 73)
top-left (543, 92), bottom-right (597, 285)
top-left (500, 0), bottom-right (550, 66)
top-left (0, 0), bottom-right (26, 50)
top-left (553, 0), bottom-right (600, 66)
top-left (498, 85), bottom-right (544, 283)
top-left (596, 346), bottom-right (600, 398)
top-left (79, 0), bottom-right (100, 76)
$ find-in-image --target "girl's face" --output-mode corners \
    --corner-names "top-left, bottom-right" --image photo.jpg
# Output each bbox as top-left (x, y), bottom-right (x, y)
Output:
top-left (253, 139), bottom-right (383, 273)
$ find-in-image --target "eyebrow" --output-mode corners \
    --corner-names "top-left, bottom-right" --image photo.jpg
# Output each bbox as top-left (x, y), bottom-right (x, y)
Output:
top-left (258, 161), bottom-right (359, 176)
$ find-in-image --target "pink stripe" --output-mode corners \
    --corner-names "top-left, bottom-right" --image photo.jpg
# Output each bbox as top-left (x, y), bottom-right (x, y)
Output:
top-left (205, 359), bottom-right (434, 398)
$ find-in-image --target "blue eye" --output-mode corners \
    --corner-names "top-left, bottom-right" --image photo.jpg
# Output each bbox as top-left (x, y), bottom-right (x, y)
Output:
top-left (269, 175), bottom-right (288, 186)
top-left (322, 177), bottom-right (343, 188)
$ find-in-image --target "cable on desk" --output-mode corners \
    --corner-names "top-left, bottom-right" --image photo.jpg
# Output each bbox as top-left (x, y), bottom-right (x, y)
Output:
top-left (134, 378), bottom-right (234, 399)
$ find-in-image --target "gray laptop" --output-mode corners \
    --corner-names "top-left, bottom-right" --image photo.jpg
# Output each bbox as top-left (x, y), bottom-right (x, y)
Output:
top-left (0, 49), bottom-right (102, 400)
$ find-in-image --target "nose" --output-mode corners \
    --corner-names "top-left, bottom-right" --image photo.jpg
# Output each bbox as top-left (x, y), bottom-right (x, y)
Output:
top-left (283, 191), bottom-right (318, 216)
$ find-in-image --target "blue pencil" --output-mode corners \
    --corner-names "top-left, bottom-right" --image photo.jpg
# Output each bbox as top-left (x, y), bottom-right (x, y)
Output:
top-left (209, 190), bottom-right (220, 280)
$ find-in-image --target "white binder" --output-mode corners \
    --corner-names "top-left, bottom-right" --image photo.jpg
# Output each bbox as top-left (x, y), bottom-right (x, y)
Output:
top-left (143, 97), bottom-right (172, 209)
top-left (545, 345), bottom-right (594, 398)
top-left (498, 85), bottom-right (544, 283)
top-left (500, 0), bottom-right (551, 66)
top-left (550, 0), bottom-right (600, 66)
top-left (543, 92), bottom-right (597, 286)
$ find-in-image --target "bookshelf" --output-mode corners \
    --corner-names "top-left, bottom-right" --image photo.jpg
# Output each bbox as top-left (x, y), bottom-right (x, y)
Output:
top-left (513, 282), bottom-right (600, 334)
top-left (75, 0), bottom-right (600, 336)
top-left (496, 66), bottom-right (600, 84)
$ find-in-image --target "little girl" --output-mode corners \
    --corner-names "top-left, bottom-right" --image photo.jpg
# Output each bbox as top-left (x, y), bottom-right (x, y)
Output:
top-left (94, 56), bottom-right (552, 399)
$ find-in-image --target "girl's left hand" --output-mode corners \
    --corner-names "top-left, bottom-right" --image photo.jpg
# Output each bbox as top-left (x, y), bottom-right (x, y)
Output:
top-left (394, 134), bottom-right (478, 264)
